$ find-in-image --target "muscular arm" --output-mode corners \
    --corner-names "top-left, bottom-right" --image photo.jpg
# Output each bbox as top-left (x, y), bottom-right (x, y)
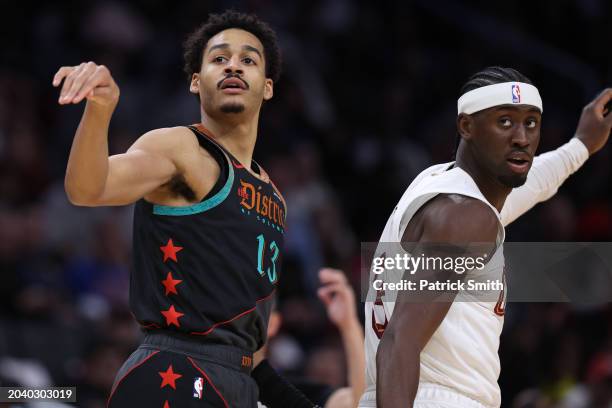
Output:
top-left (66, 117), bottom-right (183, 206)
top-left (55, 62), bottom-right (198, 207)
top-left (376, 195), bottom-right (499, 408)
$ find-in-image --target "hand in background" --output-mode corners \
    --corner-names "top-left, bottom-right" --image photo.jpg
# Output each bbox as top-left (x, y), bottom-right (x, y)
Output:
top-left (318, 268), bottom-right (365, 408)
top-left (317, 268), bottom-right (358, 333)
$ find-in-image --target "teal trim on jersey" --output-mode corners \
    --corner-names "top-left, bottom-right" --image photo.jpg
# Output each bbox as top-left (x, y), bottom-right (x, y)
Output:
top-left (153, 158), bottom-right (235, 216)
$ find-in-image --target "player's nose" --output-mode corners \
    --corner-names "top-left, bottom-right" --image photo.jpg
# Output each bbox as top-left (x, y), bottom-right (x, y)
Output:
top-left (224, 57), bottom-right (243, 75)
top-left (510, 126), bottom-right (529, 148)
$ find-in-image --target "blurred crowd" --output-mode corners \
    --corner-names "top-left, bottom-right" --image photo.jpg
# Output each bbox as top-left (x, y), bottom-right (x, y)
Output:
top-left (1, 0), bottom-right (611, 407)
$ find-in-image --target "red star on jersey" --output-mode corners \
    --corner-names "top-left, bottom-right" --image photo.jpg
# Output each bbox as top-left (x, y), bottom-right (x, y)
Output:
top-left (159, 365), bottom-right (182, 390)
top-left (163, 401), bottom-right (170, 408)
top-left (161, 305), bottom-right (184, 327)
top-left (161, 272), bottom-right (182, 296)
top-left (160, 239), bottom-right (183, 263)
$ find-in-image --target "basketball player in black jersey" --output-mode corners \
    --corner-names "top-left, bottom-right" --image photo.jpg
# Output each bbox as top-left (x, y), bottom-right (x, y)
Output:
top-left (53, 10), bottom-right (314, 408)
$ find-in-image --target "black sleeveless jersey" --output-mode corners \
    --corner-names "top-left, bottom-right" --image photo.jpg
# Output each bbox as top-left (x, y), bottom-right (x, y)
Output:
top-left (130, 124), bottom-right (286, 352)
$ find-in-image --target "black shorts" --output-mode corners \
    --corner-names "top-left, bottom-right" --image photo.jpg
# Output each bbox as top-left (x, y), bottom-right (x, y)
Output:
top-left (108, 332), bottom-right (258, 407)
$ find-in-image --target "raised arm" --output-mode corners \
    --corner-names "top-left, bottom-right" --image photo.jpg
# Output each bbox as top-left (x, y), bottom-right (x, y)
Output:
top-left (376, 195), bottom-right (498, 407)
top-left (501, 88), bottom-right (612, 226)
top-left (53, 62), bottom-right (186, 206)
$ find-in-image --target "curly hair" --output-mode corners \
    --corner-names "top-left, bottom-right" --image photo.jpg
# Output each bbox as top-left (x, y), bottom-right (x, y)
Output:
top-left (183, 10), bottom-right (282, 83)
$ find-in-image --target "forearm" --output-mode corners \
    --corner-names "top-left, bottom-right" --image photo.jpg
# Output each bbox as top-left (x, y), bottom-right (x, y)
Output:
top-left (501, 137), bottom-right (589, 226)
top-left (339, 319), bottom-right (365, 407)
top-left (376, 336), bottom-right (419, 407)
top-left (65, 101), bottom-right (115, 203)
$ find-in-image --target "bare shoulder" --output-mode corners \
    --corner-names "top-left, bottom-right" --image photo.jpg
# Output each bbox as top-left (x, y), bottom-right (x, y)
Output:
top-left (128, 126), bottom-right (199, 156)
top-left (126, 126), bottom-right (219, 177)
top-left (128, 127), bottom-right (220, 203)
top-left (420, 193), bottom-right (500, 243)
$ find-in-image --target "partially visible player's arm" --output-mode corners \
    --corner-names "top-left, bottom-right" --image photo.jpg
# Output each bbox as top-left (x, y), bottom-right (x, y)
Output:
top-left (501, 88), bottom-right (612, 226)
top-left (376, 196), bottom-right (498, 408)
top-left (500, 138), bottom-right (588, 226)
top-left (54, 62), bottom-right (181, 206)
top-left (317, 268), bottom-right (365, 408)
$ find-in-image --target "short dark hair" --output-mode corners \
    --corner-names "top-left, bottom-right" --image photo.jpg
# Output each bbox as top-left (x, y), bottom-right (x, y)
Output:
top-left (183, 10), bottom-right (282, 83)
top-left (454, 66), bottom-right (534, 157)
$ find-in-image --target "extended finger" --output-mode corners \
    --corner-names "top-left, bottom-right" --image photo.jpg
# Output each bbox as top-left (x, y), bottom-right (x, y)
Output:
top-left (59, 63), bottom-right (85, 103)
top-left (52, 66), bottom-right (74, 87)
top-left (72, 68), bottom-right (106, 103)
top-left (65, 63), bottom-right (97, 102)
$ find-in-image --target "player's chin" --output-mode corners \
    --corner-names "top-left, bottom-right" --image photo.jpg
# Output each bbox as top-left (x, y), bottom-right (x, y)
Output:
top-left (498, 172), bottom-right (528, 188)
top-left (219, 102), bottom-right (246, 114)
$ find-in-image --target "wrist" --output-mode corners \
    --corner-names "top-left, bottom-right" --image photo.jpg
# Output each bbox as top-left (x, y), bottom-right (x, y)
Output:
top-left (85, 98), bottom-right (118, 116)
top-left (338, 316), bottom-right (362, 336)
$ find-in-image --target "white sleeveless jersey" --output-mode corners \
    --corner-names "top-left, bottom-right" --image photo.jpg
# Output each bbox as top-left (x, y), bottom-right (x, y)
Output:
top-left (361, 163), bottom-right (506, 408)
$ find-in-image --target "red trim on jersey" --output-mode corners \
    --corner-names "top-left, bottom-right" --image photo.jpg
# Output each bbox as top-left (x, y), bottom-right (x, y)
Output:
top-left (191, 123), bottom-right (273, 184)
top-left (187, 357), bottom-right (229, 408)
top-left (494, 271), bottom-right (507, 316)
top-left (494, 303), bottom-right (505, 316)
top-left (190, 290), bottom-right (276, 336)
top-left (193, 123), bottom-right (217, 139)
top-left (106, 350), bottom-right (161, 407)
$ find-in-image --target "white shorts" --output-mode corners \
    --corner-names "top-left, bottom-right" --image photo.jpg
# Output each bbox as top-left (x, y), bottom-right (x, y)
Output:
top-left (359, 383), bottom-right (489, 408)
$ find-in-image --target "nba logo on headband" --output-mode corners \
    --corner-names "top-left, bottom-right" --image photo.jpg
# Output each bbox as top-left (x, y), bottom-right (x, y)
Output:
top-left (511, 84), bottom-right (521, 103)
top-left (457, 82), bottom-right (542, 114)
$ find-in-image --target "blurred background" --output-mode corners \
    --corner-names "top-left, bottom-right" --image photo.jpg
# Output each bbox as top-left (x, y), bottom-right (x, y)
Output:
top-left (0, 0), bottom-right (611, 407)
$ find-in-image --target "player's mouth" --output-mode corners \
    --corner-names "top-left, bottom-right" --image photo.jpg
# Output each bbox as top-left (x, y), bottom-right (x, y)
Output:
top-left (218, 77), bottom-right (248, 94)
top-left (506, 151), bottom-right (531, 174)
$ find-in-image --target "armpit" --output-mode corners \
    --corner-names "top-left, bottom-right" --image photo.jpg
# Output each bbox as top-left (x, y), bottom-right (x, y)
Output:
top-left (165, 174), bottom-right (196, 202)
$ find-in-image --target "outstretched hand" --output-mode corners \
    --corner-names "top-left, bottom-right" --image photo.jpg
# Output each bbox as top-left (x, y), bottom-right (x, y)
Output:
top-left (575, 88), bottom-right (612, 155)
top-left (52, 62), bottom-right (120, 108)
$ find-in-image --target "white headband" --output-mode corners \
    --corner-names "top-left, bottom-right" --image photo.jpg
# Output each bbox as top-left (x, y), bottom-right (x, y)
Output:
top-left (457, 82), bottom-right (543, 115)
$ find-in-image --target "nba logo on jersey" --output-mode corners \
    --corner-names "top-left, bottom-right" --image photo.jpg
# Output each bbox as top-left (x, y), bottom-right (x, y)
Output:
top-left (511, 84), bottom-right (521, 103)
top-left (193, 377), bottom-right (204, 399)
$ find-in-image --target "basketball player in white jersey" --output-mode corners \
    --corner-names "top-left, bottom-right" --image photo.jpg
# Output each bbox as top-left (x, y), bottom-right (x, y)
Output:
top-left (359, 67), bottom-right (612, 408)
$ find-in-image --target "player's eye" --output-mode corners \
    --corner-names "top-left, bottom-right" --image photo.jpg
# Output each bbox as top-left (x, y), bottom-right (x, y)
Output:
top-left (243, 57), bottom-right (255, 65)
top-left (213, 56), bottom-right (226, 63)
top-left (526, 118), bottom-right (538, 129)
top-left (499, 118), bottom-right (512, 128)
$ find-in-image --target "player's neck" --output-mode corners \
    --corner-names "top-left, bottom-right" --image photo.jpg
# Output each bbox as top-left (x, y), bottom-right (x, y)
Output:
top-left (200, 110), bottom-right (259, 168)
top-left (455, 152), bottom-right (511, 212)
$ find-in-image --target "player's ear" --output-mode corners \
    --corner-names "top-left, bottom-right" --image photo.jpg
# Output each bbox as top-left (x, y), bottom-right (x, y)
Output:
top-left (263, 78), bottom-right (273, 101)
top-left (189, 73), bottom-right (200, 95)
top-left (457, 113), bottom-right (474, 141)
